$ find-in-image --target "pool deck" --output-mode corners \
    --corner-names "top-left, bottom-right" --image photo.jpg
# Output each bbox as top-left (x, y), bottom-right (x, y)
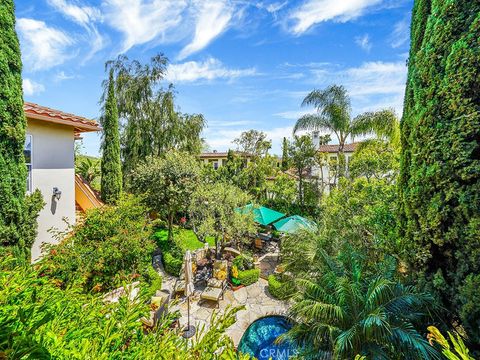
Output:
top-left (154, 254), bottom-right (290, 345)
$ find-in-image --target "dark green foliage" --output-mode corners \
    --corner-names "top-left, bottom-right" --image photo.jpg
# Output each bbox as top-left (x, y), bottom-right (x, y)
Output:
top-left (281, 137), bottom-right (290, 171)
top-left (162, 251), bottom-right (183, 277)
top-left (0, 1), bottom-right (43, 252)
top-left (286, 249), bottom-right (440, 359)
top-left (399, 0), bottom-right (480, 342)
top-left (42, 195), bottom-right (155, 293)
top-left (267, 274), bottom-right (295, 300)
top-left (237, 268), bottom-right (260, 286)
top-left (100, 69), bottom-right (122, 204)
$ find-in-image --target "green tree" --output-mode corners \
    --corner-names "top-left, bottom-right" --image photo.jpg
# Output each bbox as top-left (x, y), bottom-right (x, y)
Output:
top-left (189, 182), bottom-right (256, 257)
top-left (130, 151), bottom-right (200, 242)
top-left (100, 69), bottom-right (122, 204)
top-left (399, 0), bottom-right (480, 344)
top-left (349, 140), bottom-right (399, 183)
top-left (0, 1), bottom-right (43, 253)
top-left (288, 135), bottom-right (316, 207)
top-left (294, 85), bottom-right (398, 177)
top-left (285, 249), bottom-right (439, 359)
top-left (105, 55), bottom-right (205, 177)
top-left (76, 156), bottom-right (100, 186)
top-left (233, 129), bottom-right (271, 158)
top-left (281, 137), bottom-right (290, 171)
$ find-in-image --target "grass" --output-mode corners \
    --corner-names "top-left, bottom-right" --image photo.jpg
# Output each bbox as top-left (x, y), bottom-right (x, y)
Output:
top-left (155, 227), bottom-right (215, 252)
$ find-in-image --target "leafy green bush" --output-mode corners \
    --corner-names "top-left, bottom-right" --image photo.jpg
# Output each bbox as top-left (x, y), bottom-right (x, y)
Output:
top-left (0, 255), bottom-right (252, 359)
top-left (268, 274), bottom-right (295, 300)
top-left (163, 251), bottom-right (182, 277)
top-left (232, 255), bottom-right (254, 271)
top-left (42, 195), bottom-right (155, 293)
top-left (237, 268), bottom-right (260, 286)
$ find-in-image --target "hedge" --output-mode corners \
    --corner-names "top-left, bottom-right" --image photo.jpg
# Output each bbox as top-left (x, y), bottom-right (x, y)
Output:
top-left (162, 252), bottom-right (182, 277)
top-left (237, 268), bottom-right (260, 286)
top-left (268, 274), bottom-right (295, 300)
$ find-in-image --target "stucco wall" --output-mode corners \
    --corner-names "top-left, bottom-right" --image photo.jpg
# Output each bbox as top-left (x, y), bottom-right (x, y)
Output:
top-left (27, 119), bottom-right (75, 261)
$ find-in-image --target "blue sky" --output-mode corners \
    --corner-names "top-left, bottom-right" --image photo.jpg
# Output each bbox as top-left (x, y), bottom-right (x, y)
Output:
top-left (15, 0), bottom-right (412, 156)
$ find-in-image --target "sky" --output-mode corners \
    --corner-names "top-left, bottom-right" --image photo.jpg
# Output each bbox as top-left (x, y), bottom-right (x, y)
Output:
top-left (15, 0), bottom-right (412, 156)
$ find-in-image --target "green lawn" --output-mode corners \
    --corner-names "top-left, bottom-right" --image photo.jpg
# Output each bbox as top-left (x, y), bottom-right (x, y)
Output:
top-left (155, 227), bottom-right (215, 252)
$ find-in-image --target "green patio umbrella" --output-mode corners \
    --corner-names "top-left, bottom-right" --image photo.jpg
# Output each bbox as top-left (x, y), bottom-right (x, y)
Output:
top-left (272, 215), bottom-right (317, 233)
top-left (236, 204), bottom-right (285, 226)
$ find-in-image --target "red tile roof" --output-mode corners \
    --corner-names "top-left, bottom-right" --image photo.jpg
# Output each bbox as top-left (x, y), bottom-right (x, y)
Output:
top-left (318, 142), bottom-right (360, 153)
top-left (24, 102), bottom-right (100, 132)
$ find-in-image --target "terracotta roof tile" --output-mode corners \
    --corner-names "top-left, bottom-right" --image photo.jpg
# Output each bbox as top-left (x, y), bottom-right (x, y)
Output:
top-left (24, 102), bottom-right (100, 132)
top-left (318, 142), bottom-right (360, 153)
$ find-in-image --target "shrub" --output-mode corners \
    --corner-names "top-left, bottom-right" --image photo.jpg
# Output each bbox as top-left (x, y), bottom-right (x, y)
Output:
top-left (237, 268), bottom-right (260, 286)
top-left (163, 251), bottom-right (182, 277)
top-left (42, 195), bottom-right (155, 293)
top-left (232, 255), bottom-right (254, 271)
top-left (268, 274), bottom-right (295, 300)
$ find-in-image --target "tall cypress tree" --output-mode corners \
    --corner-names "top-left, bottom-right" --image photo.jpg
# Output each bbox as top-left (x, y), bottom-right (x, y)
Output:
top-left (281, 137), bottom-right (290, 171)
top-left (400, 0), bottom-right (480, 344)
top-left (100, 70), bottom-right (122, 204)
top-left (0, 1), bottom-right (28, 246)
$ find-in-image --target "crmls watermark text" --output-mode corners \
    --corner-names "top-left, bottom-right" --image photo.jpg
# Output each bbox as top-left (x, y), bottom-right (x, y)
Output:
top-left (259, 348), bottom-right (298, 359)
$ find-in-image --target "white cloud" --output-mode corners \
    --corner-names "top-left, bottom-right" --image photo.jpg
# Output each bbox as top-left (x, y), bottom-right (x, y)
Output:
top-left (23, 78), bottom-right (45, 96)
top-left (165, 57), bottom-right (256, 83)
top-left (390, 16), bottom-right (410, 48)
top-left (54, 71), bottom-right (76, 82)
top-left (355, 34), bottom-right (372, 51)
top-left (17, 18), bottom-right (74, 71)
top-left (47, 0), bottom-right (104, 60)
top-left (47, 0), bottom-right (101, 26)
top-left (288, 0), bottom-right (383, 35)
top-left (102, 0), bottom-right (188, 53)
top-left (178, 0), bottom-right (234, 60)
top-left (274, 109), bottom-right (312, 120)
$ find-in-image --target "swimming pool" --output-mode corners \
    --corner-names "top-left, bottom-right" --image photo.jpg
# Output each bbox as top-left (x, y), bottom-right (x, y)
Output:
top-left (238, 315), bottom-right (298, 360)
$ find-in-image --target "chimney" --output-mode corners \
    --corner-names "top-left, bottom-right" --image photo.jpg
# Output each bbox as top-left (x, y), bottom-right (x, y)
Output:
top-left (312, 131), bottom-right (319, 148)
top-left (213, 149), bottom-right (217, 153)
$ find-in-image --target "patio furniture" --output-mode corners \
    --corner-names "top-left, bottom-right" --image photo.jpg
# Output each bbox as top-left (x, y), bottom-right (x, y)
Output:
top-left (199, 260), bottom-right (228, 307)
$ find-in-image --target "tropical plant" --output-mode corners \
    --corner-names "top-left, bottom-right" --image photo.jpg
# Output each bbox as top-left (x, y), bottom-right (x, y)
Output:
top-left (130, 150), bottom-right (200, 242)
top-left (189, 182), bottom-right (256, 258)
top-left (285, 249), bottom-right (440, 359)
top-left (76, 156), bottom-right (100, 184)
top-left (427, 326), bottom-right (474, 360)
top-left (104, 55), bottom-right (206, 178)
top-left (0, 1), bottom-right (43, 254)
top-left (398, 0), bottom-right (480, 345)
top-left (294, 85), bottom-right (398, 177)
top-left (100, 69), bottom-right (122, 204)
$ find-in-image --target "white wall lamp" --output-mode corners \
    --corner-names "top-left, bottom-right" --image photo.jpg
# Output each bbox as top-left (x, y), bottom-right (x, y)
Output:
top-left (53, 187), bottom-right (62, 200)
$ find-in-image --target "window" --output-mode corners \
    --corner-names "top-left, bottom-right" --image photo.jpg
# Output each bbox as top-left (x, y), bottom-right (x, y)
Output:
top-left (213, 162), bottom-right (219, 170)
top-left (24, 135), bottom-right (32, 192)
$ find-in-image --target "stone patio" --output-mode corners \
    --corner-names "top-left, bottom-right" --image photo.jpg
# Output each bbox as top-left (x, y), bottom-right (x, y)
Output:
top-left (154, 253), bottom-right (290, 345)
top-left (175, 278), bottom-right (289, 345)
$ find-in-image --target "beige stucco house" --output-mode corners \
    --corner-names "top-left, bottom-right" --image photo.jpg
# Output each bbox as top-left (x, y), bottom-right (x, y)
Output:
top-left (24, 102), bottom-right (100, 261)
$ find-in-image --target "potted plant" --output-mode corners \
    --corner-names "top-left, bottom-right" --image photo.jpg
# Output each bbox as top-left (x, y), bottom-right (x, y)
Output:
top-left (229, 265), bottom-right (244, 291)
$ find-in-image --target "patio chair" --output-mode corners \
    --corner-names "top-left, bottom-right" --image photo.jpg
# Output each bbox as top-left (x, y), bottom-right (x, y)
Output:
top-left (199, 260), bottom-right (228, 308)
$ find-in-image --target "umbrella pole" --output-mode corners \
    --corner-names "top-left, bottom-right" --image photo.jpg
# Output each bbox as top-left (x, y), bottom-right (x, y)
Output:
top-left (187, 295), bottom-right (190, 329)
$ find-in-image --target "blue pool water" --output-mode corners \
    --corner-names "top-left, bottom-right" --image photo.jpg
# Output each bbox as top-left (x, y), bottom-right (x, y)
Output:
top-left (238, 316), bottom-right (298, 360)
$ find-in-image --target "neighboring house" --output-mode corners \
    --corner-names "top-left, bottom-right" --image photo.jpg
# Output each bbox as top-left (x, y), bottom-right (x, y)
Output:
top-left (312, 142), bottom-right (360, 192)
top-left (24, 102), bottom-right (101, 261)
top-left (199, 150), bottom-right (253, 170)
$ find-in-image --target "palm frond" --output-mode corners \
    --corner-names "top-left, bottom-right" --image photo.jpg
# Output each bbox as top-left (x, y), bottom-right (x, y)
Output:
top-left (350, 109), bottom-right (399, 143)
top-left (293, 114), bottom-right (332, 134)
top-left (390, 321), bottom-right (441, 360)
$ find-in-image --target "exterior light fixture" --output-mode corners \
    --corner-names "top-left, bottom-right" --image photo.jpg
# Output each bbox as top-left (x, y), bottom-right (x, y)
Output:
top-left (53, 187), bottom-right (62, 200)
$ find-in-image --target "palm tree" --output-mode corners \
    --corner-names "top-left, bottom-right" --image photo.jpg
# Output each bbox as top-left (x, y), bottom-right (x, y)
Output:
top-left (285, 249), bottom-right (440, 360)
top-left (294, 85), bottom-right (398, 177)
